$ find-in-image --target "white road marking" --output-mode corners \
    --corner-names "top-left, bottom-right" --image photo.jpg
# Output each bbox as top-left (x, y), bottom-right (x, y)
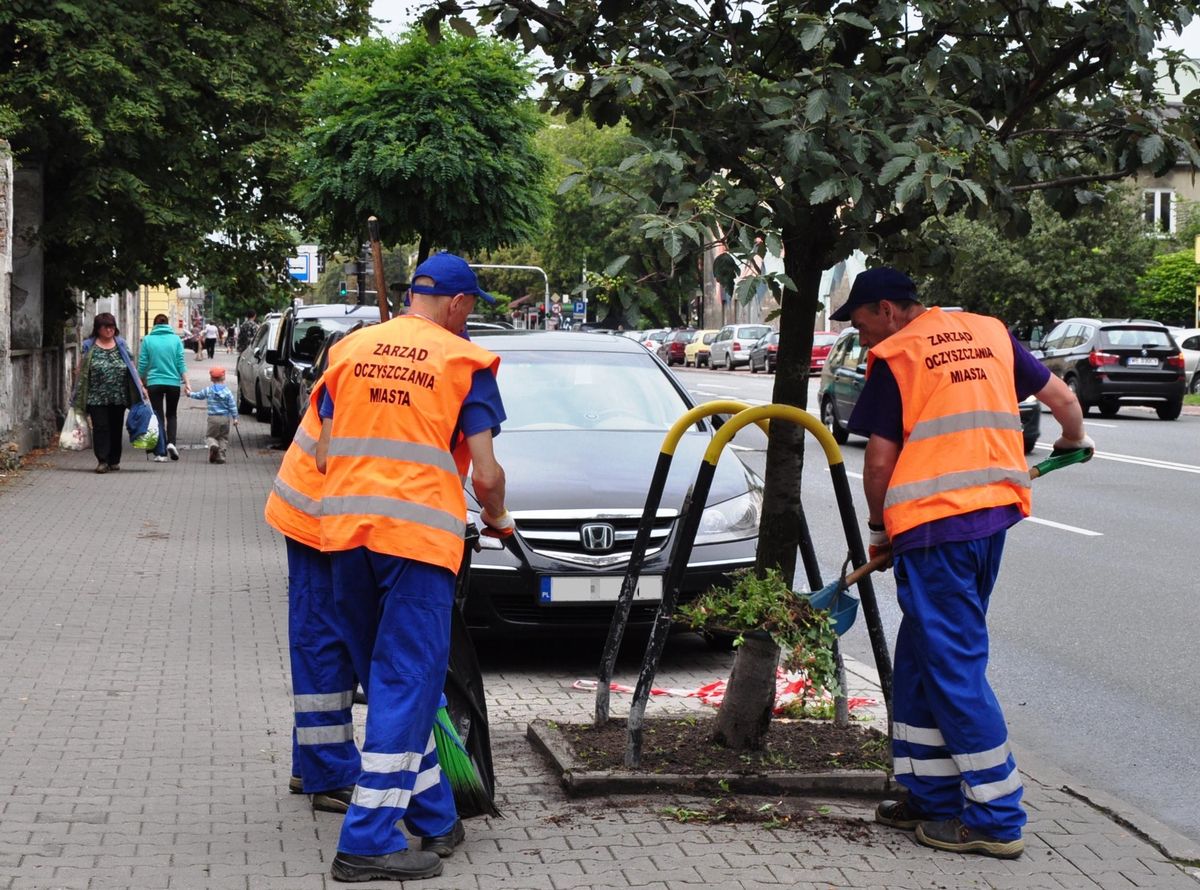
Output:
top-left (1033, 443), bottom-right (1200, 475)
top-left (1082, 421), bottom-right (1119, 428)
top-left (1024, 516), bottom-right (1103, 536)
top-left (695, 392), bottom-right (771, 405)
top-left (696, 384), bottom-right (742, 391)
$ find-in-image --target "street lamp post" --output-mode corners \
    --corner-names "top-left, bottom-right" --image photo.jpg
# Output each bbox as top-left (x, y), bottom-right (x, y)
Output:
top-left (468, 263), bottom-right (551, 329)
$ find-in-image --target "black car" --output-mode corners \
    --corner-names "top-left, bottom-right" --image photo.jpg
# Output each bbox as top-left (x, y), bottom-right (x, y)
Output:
top-left (747, 331), bottom-right (779, 373)
top-left (818, 328), bottom-right (1041, 453)
top-left (462, 331), bottom-right (762, 638)
top-left (1033, 318), bottom-right (1186, 419)
top-left (266, 303), bottom-right (381, 441)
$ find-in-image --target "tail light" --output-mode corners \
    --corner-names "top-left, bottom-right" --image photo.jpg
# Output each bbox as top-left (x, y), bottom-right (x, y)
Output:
top-left (1167, 354), bottom-right (1185, 373)
top-left (1088, 349), bottom-right (1118, 368)
top-left (732, 342), bottom-right (741, 351)
top-left (768, 345), bottom-right (778, 352)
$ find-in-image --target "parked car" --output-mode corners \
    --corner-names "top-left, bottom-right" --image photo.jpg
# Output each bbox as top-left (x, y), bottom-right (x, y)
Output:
top-left (1033, 318), bottom-right (1186, 419)
top-left (818, 328), bottom-right (1040, 452)
top-left (641, 328), bottom-right (670, 353)
top-left (747, 331), bottom-right (779, 373)
top-left (235, 311), bottom-right (283, 422)
top-left (266, 303), bottom-right (381, 441)
top-left (1170, 327), bottom-right (1200, 393)
top-left (462, 331), bottom-right (761, 638)
top-left (810, 331), bottom-right (839, 373)
top-left (684, 329), bottom-right (720, 367)
top-left (657, 328), bottom-right (697, 366)
top-left (708, 323), bottom-right (772, 370)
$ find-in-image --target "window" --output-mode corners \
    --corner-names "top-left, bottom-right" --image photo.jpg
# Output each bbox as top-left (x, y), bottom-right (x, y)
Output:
top-left (1144, 189), bottom-right (1175, 233)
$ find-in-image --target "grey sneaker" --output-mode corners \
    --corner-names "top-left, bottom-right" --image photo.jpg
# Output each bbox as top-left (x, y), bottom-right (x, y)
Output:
top-left (330, 850), bottom-right (443, 882)
top-left (312, 785), bottom-right (354, 814)
top-left (915, 818), bottom-right (1024, 859)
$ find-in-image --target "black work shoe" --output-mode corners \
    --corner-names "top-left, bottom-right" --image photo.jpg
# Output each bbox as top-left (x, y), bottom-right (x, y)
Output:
top-left (875, 799), bottom-right (933, 831)
top-left (915, 818), bottom-right (1024, 859)
top-left (312, 785), bottom-right (354, 814)
top-left (330, 850), bottom-right (443, 882)
top-left (419, 819), bottom-right (465, 858)
top-left (288, 775), bottom-right (303, 794)
top-left (208, 444), bottom-right (219, 463)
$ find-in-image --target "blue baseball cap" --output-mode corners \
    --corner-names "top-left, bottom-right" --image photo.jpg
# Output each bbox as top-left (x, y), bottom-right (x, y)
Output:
top-left (830, 267), bottom-right (918, 322)
top-left (409, 252), bottom-right (496, 305)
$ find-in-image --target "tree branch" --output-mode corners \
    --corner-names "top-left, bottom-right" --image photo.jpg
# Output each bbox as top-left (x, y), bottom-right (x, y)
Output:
top-left (1011, 168), bottom-right (1136, 193)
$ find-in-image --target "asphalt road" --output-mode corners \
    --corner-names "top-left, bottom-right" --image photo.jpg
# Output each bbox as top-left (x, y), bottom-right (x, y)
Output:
top-left (671, 362), bottom-right (1200, 843)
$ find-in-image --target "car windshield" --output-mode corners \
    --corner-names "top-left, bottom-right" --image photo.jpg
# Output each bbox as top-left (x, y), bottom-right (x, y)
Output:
top-left (1100, 328), bottom-right (1173, 349)
top-left (292, 316), bottom-right (369, 361)
top-left (813, 333), bottom-right (838, 346)
top-left (495, 350), bottom-right (690, 432)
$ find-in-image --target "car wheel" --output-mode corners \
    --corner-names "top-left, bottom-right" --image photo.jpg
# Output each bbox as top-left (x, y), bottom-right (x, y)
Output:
top-left (237, 388), bottom-right (253, 415)
top-left (749, 357), bottom-right (758, 373)
top-left (1157, 399), bottom-right (1182, 421)
top-left (822, 397), bottom-right (849, 445)
top-left (255, 384), bottom-right (271, 422)
top-left (725, 352), bottom-right (734, 370)
top-left (1190, 371), bottom-right (1200, 395)
top-left (700, 355), bottom-right (708, 368)
top-left (1098, 399), bottom-right (1119, 418)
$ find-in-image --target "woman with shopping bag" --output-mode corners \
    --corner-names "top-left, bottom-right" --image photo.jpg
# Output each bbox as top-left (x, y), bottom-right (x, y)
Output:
top-left (72, 312), bottom-right (147, 474)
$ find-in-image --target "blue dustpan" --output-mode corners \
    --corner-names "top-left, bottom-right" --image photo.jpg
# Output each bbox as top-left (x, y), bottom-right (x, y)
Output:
top-left (801, 553), bottom-right (889, 636)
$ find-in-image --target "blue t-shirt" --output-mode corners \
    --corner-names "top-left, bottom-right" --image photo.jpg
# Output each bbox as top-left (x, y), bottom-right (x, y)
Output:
top-left (319, 368), bottom-right (505, 449)
top-left (848, 331), bottom-right (1050, 554)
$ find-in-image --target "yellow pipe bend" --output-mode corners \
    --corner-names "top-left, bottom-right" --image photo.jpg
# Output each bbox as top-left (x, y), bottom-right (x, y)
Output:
top-left (704, 404), bottom-right (843, 467)
top-left (659, 400), bottom-right (770, 456)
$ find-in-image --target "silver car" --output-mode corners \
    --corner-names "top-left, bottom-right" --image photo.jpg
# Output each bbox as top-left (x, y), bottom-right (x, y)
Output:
top-left (708, 323), bottom-right (772, 370)
top-left (235, 312), bottom-right (282, 421)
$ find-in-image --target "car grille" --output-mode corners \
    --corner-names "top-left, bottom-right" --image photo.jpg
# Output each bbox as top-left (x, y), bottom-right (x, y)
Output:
top-left (513, 509), bottom-right (678, 569)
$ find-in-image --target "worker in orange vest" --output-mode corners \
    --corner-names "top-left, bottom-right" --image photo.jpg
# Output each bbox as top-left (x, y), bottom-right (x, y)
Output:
top-left (316, 252), bottom-right (511, 883)
top-left (264, 378), bottom-right (364, 815)
top-left (834, 268), bottom-right (1091, 860)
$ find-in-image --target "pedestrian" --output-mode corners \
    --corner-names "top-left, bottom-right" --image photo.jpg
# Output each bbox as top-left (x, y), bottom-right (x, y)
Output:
top-left (263, 387), bottom-right (361, 815)
top-left (226, 323), bottom-right (239, 354)
top-left (73, 312), bottom-right (146, 474)
top-left (217, 324), bottom-right (227, 350)
top-left (138, 313), bottom-right (188, 463)
top-left (238, 311), bottom-right (259, 354)
top-left (315, 252), bottom-right (513, 883)
top-left (834, 268), bottom-right (1092, 860)
top-left (204, 320), bottom-right (219, 360)
top-left (191, 322), bottom-right (204, 360)
top-left (186, 366), bottom-right (239, 463)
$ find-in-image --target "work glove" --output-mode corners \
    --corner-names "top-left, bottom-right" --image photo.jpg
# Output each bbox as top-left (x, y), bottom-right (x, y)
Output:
top-left (480, 508), bottom-right (515, 539)
top-left (867, 522), bottom-right (893, 566)
top-left (1052, 432), bottom-right (1095, 455)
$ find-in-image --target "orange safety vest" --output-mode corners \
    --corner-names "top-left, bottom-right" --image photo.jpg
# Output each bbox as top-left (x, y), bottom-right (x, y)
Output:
top-left (868, 308), bottom-right (1031, 539)
top-left (263, 388), bottom-right (326, 549)
top-left (318, 315), bottom-right (499, 572)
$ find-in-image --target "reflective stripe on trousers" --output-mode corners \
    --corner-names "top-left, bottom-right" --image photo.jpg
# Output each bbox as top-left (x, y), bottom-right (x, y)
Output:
top-left (286, 538), bottom-right (361, 793)
top-left (890, 531), bottom-right (1026, 840)
top-left (331, 547), bottom-right (458, 856)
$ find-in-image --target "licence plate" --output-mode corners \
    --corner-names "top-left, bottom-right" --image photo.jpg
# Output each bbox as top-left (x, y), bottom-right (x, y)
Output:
top-left (538, 575), bottom-right (663, 604)
top-left (1127, 357), bottom-right (1158, 367)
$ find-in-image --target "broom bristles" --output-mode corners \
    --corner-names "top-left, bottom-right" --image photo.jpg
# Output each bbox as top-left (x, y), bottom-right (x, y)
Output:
top-left (433, 706), bottom-right (500, 818)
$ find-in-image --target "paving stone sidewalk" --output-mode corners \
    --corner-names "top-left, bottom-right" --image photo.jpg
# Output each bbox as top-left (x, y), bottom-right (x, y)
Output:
top-left (1, 356), bottom-right (1197, 889)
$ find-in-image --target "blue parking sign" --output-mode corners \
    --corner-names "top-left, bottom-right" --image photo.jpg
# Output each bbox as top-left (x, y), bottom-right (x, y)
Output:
top-left (573, 301), bottom-right (586, 314)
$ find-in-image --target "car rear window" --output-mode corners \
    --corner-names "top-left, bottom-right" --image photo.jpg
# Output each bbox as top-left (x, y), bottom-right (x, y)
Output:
top-left (293, 315), bottom-right (375, 360)
top-left (1099, 328), bottom-right (1173, 349)
top-left (738, 325), bottom-right (771, 339)
top-left (493, 350), bottom-right (691, 432)
top-left (813, 333), bottom-right (838, 346)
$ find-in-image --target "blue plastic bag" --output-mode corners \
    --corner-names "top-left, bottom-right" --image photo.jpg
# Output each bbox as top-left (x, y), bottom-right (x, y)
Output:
top-left (126, 401), bottom-right (160, 450)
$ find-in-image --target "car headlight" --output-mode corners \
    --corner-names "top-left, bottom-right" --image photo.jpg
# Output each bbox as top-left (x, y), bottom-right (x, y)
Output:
top-left (694, 489), bottom-right (762, 544)
top-left (466, 511), bottom-right (506, 550)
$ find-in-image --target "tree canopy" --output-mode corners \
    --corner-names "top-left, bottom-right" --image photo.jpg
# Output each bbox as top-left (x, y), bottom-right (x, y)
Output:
top-left (0, 0), bottom-right (370, 310)
top-left (293, 29), bottom-right (549, 264)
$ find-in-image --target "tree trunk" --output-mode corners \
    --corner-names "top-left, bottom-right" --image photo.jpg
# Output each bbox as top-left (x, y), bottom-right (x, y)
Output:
top-left (712, 631), bottom-right (780, 750)
top-left (710, 210), bottom-right (835, 751)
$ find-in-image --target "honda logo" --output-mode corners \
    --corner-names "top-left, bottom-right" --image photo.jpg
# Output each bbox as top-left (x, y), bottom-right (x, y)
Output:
top-left (580, 523), bottom-right (615, 552)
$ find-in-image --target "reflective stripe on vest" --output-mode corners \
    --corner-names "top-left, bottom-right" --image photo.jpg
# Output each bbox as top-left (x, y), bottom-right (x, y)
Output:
top-left (318, 315), bottom-right (499, 571)
top-left (264, 399), bottom-right (326, 548)
top-left (868, 309), bottom-right (1030, 538)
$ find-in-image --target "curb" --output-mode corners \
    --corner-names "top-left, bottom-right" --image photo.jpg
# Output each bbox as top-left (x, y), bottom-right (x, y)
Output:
top-left (1014, 745), bottom-right (1200, 866)
top-left (526, 719), bottom-right (900, 799)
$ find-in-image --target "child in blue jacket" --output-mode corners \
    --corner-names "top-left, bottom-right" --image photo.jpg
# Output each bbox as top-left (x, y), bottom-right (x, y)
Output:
top-left (187, 367), bottom-right (239, 463)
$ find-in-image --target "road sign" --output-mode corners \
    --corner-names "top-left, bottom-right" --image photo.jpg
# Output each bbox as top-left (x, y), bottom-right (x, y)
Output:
top-left (574, 301), bottom-right (586, 314)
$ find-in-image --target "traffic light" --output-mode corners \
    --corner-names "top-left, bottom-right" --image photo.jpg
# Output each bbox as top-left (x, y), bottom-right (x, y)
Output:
top-left (339, 280), bottom-right (348, 297)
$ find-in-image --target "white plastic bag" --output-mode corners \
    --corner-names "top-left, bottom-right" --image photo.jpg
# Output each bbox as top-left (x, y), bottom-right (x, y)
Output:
top-left (59, 407), bottom-right (91, 452)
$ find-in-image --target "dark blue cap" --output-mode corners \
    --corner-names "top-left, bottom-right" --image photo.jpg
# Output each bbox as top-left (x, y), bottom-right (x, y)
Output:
top-left (410, 252), bottom-right (496, 305)
top-left (830, 267), bottom-right (917, 322)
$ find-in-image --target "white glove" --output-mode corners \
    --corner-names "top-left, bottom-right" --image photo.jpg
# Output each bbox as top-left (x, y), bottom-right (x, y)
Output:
top-left (1052, 433), bottom-right (1095, 453)
top-left (480, 508), bottom-right (515, 538)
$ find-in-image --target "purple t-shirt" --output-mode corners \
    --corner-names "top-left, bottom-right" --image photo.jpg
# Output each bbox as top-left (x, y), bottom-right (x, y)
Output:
top-left (848, 332), bottom-right (1050, 554)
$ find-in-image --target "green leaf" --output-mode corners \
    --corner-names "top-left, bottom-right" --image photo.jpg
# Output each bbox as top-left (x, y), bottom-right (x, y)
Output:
top-left (763, 96), bottom-right (794, 115)
top-left (784, 131), bottom-right (807, 166)
top-left (556, 172), bottom-right (584, 195)
top-left (810, 179), bottom-right (840, 204)
top-left (604, 255), bottom-right (631, 276)
top-left (765, 232), bottom-right (783, 257)
top-left (834, 12), bottom-right (874, 30)
top-left (630, 75), bottom-right (644, 96)
top-left (1139, 134), bottom-right (1165, 164)
top-left (896, 170), bottom-right (925, 205)
top-left (448, 17), bottom-right (477, 38)
top-left (878, 155), bottom-right (912, 186)
top-left (800, 23), bottom-right (826, 51)
top-left (805, 89), bottom-right (830, 123)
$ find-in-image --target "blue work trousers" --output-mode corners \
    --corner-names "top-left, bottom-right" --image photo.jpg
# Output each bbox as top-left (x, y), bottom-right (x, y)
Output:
top-left (286, 538), bottom-right (360, 793)
top-left (891, 532), bottom-right (1026, 840)
top-left (330, 547), bottom-right (458, 856)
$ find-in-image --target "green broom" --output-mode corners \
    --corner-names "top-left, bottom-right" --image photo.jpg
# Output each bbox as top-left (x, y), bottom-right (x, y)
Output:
top-left (433, 704), bottom-right (500, 818)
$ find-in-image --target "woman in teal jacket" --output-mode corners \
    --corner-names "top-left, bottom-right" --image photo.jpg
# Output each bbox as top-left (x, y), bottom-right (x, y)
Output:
top-left (138, 314), bottom-right (189, 462)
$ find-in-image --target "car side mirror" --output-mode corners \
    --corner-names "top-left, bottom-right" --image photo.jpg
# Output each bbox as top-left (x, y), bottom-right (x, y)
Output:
top-left (265, 348), bottom-right (281, 365)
